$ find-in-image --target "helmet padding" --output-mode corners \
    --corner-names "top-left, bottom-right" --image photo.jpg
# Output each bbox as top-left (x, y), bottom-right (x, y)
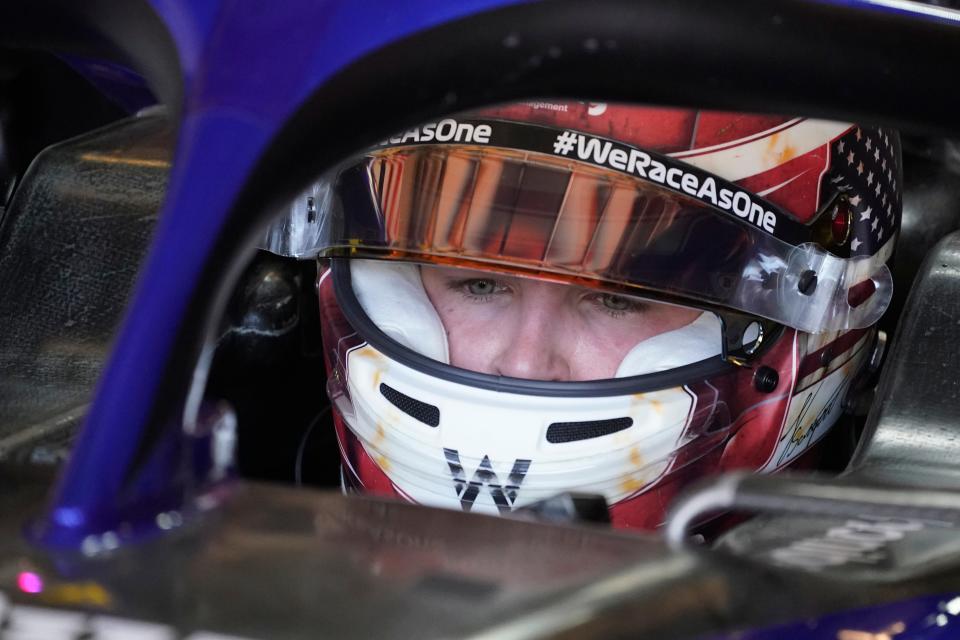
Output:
top-left (615, 312), bottom-right (722, 377)
top-left (351, 260), bottom-right (450, 363)
top-left (352, 259), bottom-right (721, 377)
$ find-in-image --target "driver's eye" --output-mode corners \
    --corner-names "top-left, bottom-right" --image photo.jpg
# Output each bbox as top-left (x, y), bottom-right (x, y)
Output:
top-left (467, 279), bottom-right (499, 296)
top-left (600, 294), bottom-right (630, 311)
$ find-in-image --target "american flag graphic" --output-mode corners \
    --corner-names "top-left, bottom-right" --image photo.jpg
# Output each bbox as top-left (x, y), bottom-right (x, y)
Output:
top-left (825, 126), bottom-right (902, 257)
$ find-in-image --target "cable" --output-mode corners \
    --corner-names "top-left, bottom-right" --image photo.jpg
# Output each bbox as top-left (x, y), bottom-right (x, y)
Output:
top-left (294, 404), bottom-right (332, 486)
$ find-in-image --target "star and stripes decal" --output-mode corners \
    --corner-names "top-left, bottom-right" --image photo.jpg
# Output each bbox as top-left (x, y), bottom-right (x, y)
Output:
top-left (827, 126), bottom-right (902, 256)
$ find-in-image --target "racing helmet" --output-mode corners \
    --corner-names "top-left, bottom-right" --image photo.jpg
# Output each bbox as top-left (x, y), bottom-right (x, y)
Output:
top-left (264, 101), bottom-right (901, 530)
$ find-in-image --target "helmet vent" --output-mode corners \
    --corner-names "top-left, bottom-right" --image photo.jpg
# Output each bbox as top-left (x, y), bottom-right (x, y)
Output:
top-left (379, 383), bottom-right (440, 427)
top-left (546, 417), bottom-right (633, 443)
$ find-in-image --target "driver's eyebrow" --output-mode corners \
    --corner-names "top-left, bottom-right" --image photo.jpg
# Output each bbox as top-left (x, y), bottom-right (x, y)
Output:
top-left (428, 266), bottom-right (517, 282)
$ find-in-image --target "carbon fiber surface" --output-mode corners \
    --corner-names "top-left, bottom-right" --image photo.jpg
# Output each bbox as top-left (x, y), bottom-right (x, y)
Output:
top-left (0, 113), bottom-right (170, 460)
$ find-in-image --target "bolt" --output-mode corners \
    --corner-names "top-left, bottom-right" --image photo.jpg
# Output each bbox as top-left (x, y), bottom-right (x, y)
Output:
top-left (754, 366), bottom-right (779, 393)
top-left (798, 270), bottom-right (818, 295)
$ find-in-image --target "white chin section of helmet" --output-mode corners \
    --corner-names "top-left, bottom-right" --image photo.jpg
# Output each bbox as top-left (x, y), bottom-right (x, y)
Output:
top-left (350, 259), bottom-right (449, 363)
top-left (342, 342), bottom-right (699, 515)
top-left (615, 313), bottom-right (723, 377)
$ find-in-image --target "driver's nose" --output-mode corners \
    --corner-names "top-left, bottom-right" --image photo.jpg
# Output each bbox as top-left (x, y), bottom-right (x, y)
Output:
top-left (492, 282), bottom-right (573, 381)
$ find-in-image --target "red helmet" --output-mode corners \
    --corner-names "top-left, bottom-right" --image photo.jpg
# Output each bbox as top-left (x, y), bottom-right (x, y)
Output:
top-left (266, 100), bottom-right (900, 530)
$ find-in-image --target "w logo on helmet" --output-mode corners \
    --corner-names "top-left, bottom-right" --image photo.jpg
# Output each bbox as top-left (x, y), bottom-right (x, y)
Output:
top-left (443, 448), bottom-right (532, 514)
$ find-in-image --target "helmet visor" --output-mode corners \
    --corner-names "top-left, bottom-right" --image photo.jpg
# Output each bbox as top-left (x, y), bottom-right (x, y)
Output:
top-left (266, 122), bottom-right (891, 334)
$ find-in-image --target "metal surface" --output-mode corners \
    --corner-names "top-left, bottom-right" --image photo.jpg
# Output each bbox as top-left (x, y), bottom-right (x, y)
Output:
top-left (709, 231), bottom-right (960, 583)
top-left (885, 137), bottom-right (960, 330)
top-left (3, 480), bottom-right (960, 639)
top-left (851, 230), bottom-right (960, 487)
top-left (0, 113), bottom-right (170, 460)
top-left (0, 483), bottom-right (703, 639)
top-left (668, 473), bottom-right (960, 551)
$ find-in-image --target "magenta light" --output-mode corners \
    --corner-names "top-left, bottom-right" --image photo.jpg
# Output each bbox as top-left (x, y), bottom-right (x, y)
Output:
top-left (17, 572), bottom-right (43, 594)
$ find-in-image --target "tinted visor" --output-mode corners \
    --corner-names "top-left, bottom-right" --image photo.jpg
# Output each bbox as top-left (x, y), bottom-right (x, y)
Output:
top-left (267, 129), bottom-right (891, 334)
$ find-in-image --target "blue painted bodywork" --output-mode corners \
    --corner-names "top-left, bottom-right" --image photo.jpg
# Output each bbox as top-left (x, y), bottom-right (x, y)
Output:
top-left (816, 0), bottom-right (960, 24)
top-left (707, 593), bottom-right (960, 639)
top-left (42, 0), bottom-right (523, 546)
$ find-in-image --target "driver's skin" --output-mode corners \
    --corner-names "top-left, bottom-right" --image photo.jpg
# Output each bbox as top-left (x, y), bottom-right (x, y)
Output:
top-left (420, 265), bottom-right (701, 381)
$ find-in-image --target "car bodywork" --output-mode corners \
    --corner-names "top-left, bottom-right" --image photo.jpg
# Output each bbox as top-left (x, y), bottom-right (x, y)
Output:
top-left (2, 0), bottom-right (960, 638)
